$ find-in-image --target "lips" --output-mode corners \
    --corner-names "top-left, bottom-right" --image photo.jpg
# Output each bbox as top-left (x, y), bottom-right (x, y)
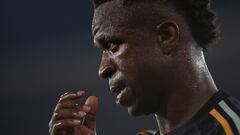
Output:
top-left (109, 80), bottom-right (128, 104)
top-left (110, 84), bottom-right (126, 105)
top-left (111, 86), bottom-right (126, 105)
top-left (116, 88), bottom-right (127, 105)
top-left (110, 84), bottom-right (125, 94)
top-left (109, 79), bottom-right (125, 92)
top-left (109, 80), bottom-right (133, 106)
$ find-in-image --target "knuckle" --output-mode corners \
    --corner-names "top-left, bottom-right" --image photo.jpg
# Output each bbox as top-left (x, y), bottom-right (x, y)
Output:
top-left (53, 112), bottom-right (59, 119)
top-left (54, 109), bottom-right (60, 114)
top-left (61, 91), bottom-right (75, 97)
top-left (54, 112), bottom-right (59, 116)
top-left (53, 121), bottom-right (62, 128)
top-left (60, 91), bottom-right (73, 98)
top-left (48, 121), bottom-right (52, 128)
top-left (54, 104), bottom-right (61, 111)
top-left (60, 92), bottom-right (68, 97)
top-left (59, 95), bottom-right (73, 102)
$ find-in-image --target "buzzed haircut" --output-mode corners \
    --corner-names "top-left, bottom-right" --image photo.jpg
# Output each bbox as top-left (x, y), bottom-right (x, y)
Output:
top-left (92, 0), bottom-right (219, 51)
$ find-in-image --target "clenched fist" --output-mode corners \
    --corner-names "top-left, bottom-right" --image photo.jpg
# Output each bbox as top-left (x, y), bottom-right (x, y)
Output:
top-left (49, 90), bottom-right (98, 135)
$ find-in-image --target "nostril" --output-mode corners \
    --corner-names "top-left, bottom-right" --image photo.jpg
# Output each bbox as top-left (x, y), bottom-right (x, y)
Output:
top-left (99, 66), bottom-right (115, 79)
top-left (104, 69), bottom-right (113, 78)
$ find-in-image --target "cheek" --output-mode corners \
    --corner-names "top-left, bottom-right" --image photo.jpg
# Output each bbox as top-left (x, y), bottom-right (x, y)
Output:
top-left (116, 45), bottom-right (168, 88)
top-left (122, 58), bottom-right (167, 100)
top-left (117, 51), bottom-right (162, 88)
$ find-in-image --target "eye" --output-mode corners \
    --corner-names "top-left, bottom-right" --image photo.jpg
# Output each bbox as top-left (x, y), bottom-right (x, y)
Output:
top-left (106, 40), bottom-right (122, 53)
top-left (108, 42), bottom-right (119, 53)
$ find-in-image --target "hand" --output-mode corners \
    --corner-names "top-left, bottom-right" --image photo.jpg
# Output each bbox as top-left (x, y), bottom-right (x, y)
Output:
top-left (49, 90), bottom-right (98, 135)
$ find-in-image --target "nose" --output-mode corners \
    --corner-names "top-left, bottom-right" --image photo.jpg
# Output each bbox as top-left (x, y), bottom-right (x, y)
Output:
top-left (98, 55), bottom-right (116, 79)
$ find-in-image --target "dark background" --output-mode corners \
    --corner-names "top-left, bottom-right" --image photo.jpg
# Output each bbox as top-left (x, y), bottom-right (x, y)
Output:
top-left (0, 0), bottom-right (240, 135)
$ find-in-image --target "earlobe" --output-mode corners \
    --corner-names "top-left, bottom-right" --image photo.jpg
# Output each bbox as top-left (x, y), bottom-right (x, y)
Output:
top-left (156, 20), bottom-right (180, 55)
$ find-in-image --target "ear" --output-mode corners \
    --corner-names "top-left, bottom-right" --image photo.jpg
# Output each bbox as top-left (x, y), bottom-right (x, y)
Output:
top-left (156, 21), bottom-right (180, 55)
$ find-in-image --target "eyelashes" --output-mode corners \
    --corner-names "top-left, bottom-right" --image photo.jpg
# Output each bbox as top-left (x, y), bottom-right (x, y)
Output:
top-left (106, 41), bottom-right (121, 53)
top-left (94, 35), bottom-right (125, 53)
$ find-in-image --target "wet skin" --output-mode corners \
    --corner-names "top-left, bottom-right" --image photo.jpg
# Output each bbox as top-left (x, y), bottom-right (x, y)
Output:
top-left (92, 1), bottom-right (178, 116)
top-left (49, 0), bottom-right (218, 134)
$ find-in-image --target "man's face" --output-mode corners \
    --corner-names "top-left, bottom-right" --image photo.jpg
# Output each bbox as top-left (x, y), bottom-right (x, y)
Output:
top-left (92, 0), bottom-right (174, 116)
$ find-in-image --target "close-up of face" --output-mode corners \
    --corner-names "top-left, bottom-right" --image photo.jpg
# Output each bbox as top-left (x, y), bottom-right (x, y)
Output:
top-left (92, 0), bottom-right (178, 116)
top-left (2, 0), bottom-right (240, 134)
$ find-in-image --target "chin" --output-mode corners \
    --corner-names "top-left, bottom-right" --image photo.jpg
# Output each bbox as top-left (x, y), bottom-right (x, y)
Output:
top-left (127, 98), bottom-right (161, 117)
top-left (127, 107), bottom-right (142, 117)
top-left (127, 104), bottom-right (153, 117)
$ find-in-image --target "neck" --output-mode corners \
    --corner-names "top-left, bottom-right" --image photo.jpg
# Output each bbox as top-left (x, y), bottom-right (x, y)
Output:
top-left (155, 46), bottom-right (218, 135)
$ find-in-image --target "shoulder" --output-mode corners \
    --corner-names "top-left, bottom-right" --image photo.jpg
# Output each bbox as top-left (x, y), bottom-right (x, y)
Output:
top-left (207, 91), bottom-right (240, 135)
top-left (170, 90), bottom-right (240, 135)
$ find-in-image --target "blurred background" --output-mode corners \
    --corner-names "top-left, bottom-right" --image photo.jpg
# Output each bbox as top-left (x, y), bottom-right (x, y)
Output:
top-left (0, 0), bottom-right (239, 134)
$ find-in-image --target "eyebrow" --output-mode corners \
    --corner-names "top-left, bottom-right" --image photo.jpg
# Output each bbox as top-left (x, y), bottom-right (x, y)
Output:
top-left (94, 34), bottom-right (106, 49)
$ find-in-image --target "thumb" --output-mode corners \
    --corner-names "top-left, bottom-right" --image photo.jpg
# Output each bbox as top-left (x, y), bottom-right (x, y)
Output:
top-left (84, 96), bottom-right (98, 131)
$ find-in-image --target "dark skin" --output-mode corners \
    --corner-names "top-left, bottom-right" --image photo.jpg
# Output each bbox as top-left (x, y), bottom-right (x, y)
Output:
top-left (49, 0), bottom-right (218, 134)
top-left (49, 91), bottom-right (98, 135)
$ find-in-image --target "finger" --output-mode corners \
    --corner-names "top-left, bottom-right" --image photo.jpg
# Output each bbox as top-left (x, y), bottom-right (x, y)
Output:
top-left (60, 90), bottom-right (84, 98)
top-left (84, 96), bottom-right (98, 131)
top-left (85, 96), bottom-right (98, 116)
top-left (50, 102), bottom-right (79, 128)
top-left (50, 119), bottom-right (81, 135)
top-left (74, 125), bottom-right (95, 135)
top-left (49, 110), bottom-right (85, 132)
top-left (52, 104), bottom-right (92, 122)
top-left (54, 109), bottom-right (87, 121)
top-left (59, 91), bottom-right (85, 102)
top-left (54, 100), bottom-right (78, 111)
top-left (54, 101), bottom-right (91, 113)
top-left (59, 90), bottom-right (85, 102)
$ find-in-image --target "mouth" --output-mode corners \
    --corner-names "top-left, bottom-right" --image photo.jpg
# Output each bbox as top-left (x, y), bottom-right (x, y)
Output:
top-left (109, 81), bottom-right (129, 105)
top-left (115, 88), bottom-right (128, 105)
top-left (110, 84), bottom-right (125, 94)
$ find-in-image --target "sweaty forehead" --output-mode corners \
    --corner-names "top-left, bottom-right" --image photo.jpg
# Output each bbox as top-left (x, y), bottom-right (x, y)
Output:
top-left (92, 0), bottom-right (128, 33)
top-left (92, 0), bottom-right (170, 35)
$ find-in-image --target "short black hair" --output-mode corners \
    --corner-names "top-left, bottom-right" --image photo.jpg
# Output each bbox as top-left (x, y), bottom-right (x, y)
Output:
top-left (92, 0), bottom-right (218, 51)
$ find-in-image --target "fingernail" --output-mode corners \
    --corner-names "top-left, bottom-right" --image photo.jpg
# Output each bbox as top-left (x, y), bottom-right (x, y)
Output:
top-left (82, 105), bottom-right (91, 112)
top-left (73, 120), bottom-right (81, 124)
top-left (78, 111), bottom-right (87, 117)
top-left (77, 91), bottom-right (85, 95)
